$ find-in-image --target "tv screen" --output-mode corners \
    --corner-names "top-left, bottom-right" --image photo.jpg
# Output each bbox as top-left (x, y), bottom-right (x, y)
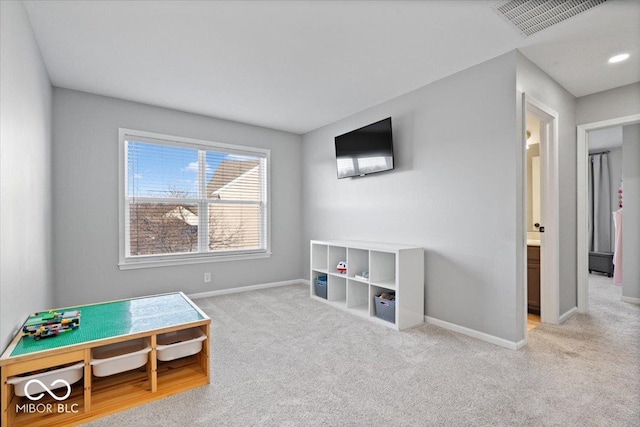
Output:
top-left (334, 117), bottom-right (394, 179)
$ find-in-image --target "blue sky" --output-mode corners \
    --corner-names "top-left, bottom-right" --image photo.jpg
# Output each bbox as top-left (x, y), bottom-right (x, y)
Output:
top-left (127, 141), bottom-right (222, 198)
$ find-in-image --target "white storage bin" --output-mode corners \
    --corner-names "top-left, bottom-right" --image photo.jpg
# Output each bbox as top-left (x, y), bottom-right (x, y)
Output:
top-left (7, 362), bottom-right (84, 397)
top-left (156, 328), bottom-right (206, 361)
top-left (91, 338), bottom-right (150, 377)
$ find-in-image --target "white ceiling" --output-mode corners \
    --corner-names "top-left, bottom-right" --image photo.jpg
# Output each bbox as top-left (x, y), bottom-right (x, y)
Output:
top-left (23, 0), bottom-right (640, 134)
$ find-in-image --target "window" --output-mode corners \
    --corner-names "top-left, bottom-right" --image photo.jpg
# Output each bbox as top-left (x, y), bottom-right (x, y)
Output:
top-left (119, 129), bottom-right (269, 269)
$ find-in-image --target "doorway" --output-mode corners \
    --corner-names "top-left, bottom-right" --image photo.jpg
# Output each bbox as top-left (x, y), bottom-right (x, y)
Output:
top-left (576, 114), bottom-right (640, 312)
top-left (523, 95), bottom-right (560, 340)
top-left (525, 112), bottom-right (542, 329)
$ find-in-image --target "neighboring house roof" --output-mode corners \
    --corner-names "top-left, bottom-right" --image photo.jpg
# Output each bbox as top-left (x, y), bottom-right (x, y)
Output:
top-left (165, 206), bottom-right (199, 226)
top-left (146, 160), bottom-right (259, 229)
top-left (207, 160), bottom-right (259, 197)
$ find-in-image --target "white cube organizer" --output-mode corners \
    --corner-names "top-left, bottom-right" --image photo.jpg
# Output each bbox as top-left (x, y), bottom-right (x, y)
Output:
top-left (91, 338), bottom-right (151, 377)
top-left (156, 328), bottom-right (206, 362)
top-left (7, 362), bottom-right (84, 397)
top-left (310, 240), bottom-right (424, 330)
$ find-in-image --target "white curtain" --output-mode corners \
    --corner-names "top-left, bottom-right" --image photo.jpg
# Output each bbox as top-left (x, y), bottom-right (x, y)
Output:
top-left (588, 152), bottom-right (611, 252)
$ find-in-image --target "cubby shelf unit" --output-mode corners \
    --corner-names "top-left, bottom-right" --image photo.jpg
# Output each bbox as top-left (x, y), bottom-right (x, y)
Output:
top-left (310, 240), bottom-right (424, 330)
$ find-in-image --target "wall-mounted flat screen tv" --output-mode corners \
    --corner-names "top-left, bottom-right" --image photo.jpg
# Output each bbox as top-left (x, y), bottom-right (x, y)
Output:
top-left (334, 117), bottom-right (394, 179)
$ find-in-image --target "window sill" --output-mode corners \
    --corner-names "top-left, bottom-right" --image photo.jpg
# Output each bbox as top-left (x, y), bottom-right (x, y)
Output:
top-left (118, 252), bottom-right (271, 270)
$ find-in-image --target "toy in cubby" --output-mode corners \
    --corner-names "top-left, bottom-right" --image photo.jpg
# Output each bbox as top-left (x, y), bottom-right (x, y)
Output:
top-left (336, 261), bottom-right (347, 274)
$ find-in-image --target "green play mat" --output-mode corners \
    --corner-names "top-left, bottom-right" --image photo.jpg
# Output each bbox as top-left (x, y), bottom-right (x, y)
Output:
top-left (10, 293), bottom-right (204, 357)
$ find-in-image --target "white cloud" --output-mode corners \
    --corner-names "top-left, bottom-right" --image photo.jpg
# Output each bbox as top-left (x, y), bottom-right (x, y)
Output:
top-left (183, 162), bottom-right (213, 174)
top-left (133, 173), bottom-right (143, 179)
top-left (227, 154), bottom-right (258, 161)
top-left (184, 162), bottom-right (199, 173)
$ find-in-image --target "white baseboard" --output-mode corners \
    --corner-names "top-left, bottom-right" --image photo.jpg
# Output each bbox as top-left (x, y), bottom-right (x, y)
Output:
top-left (621, 295), bottom-right (640, 305)
top-left (300, 279), bottom-right (310, 286)
top-left (188, 279), bottom-right (305, 299)
top-left (425, 316), bottom-right (522, 350)
top-left (559, 307), bottom-right (578, 324)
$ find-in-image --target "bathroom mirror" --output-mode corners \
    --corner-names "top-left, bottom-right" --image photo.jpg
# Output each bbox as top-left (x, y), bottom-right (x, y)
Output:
top-left (526, 113), bottom-right (542, 234)
top-left (531, 155), bottom-right (540, 230)
top-left (527, 145), bottom-right (541, 232)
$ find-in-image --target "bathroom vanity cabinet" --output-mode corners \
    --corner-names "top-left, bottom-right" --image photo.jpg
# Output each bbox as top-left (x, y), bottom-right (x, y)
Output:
top-left (527, 245), bottom-right (541, 314)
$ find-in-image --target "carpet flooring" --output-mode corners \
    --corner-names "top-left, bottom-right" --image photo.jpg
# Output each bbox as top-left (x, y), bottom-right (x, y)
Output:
top-left (84, 274), bottom-right (639, 426)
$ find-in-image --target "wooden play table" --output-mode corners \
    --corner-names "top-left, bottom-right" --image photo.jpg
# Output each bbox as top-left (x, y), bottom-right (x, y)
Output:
top-left (0, 292), bottom-right (210, 427)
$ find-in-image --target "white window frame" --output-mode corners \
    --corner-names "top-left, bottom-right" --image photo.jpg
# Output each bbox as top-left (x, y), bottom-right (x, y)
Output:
top-left (118, 128), bottom-right (271, 270)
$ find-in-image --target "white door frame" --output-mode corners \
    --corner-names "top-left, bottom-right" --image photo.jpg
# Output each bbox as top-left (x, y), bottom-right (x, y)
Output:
top-left (524, 95), bottom-right (560, 328)
top-left (576, 114), bottom-right (640, 312)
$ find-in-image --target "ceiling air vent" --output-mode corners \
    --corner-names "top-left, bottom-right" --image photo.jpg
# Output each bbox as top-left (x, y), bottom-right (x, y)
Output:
top-left (492, 0), bottom-right (608, 37)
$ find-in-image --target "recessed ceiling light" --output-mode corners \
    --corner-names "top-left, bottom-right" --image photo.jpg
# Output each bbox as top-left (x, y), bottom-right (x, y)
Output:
top-left (608, 53), bottom-right (630, 64)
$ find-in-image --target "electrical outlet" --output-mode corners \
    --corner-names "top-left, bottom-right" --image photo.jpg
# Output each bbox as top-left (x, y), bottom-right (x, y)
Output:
top-left (204, 272), bottom-right (211, 283)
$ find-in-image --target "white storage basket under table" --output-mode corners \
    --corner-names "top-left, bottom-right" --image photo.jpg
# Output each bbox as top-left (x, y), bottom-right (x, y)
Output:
top-left (91, 338), bottom-right (151, 377)
top-left (156, 328), bottom-right (207, 362)
top-left (6, 362), bottom-right (85, 397)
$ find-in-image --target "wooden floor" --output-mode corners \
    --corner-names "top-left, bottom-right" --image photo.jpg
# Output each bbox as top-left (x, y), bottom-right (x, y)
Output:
top-left (527, 313), bottom-right (541, 331)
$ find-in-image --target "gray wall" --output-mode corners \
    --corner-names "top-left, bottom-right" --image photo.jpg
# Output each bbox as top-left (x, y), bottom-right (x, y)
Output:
top-left (302, 52), bottom-right (522, 343)
top-left (622, 124), bottom-right (640, 300)
top-left (0, 1), bottom-right (54, 351)
top-left (52, 88), bottom-right (303, 307)
top-left (516, 52), bottom-right (578, 317)
top-left (576, 83), bottom-right (640, 125)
